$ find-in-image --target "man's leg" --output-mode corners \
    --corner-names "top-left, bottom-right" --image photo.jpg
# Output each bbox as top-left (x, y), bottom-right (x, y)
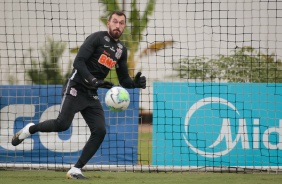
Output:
top-left (12, 79), bottom-right (81, 146)
top-left (11, 94), bottom-right (78, 146)
top-left (66, 100), bottom-right (106, 179)
top-left (75, 102), bottom-right (106, 168)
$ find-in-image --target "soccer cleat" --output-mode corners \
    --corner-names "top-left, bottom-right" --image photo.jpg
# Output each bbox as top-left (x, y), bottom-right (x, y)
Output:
top-left (66, 167), bottom-right (87, 179)
top-left (11, 123), bottom-right (34, 146)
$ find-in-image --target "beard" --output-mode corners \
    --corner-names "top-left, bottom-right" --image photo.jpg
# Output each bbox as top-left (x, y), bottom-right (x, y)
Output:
top-left (109, 28), bottom-right (122, 39)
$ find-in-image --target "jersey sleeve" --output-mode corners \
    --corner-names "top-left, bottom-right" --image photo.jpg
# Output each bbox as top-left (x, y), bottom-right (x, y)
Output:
top-left (73, 33), bottom-right (100, 81)
top-left (116, 47), bottom-right (135, 88)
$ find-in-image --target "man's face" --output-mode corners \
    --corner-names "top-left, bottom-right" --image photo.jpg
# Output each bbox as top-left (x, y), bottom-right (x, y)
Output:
top-left (107, 14), bottom-right (126, 40)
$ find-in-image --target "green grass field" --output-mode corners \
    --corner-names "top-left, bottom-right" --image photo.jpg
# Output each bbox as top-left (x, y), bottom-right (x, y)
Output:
top-left (2, 127), bottom-right (282, 184)
top-left (138, 129), bottom-right (152, 165)
top-left (1, 170), bottom-right (282, 184)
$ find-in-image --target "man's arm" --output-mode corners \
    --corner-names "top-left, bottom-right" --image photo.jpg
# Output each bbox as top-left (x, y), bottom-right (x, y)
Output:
top-left (116, 50), bottom-right (146, 89)
top-left (73, 34), bottom-right (97, 83)
top-left (73, 33), bottom-right (113, 89)
top-left (118, 71), bottom-right (146, 89)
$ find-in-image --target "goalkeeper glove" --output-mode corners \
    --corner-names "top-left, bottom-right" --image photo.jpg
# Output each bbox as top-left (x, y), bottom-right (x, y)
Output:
top-left (133, 72), bottom-right (146, 89)
top-left (91, 78), bottom-right (113, 89)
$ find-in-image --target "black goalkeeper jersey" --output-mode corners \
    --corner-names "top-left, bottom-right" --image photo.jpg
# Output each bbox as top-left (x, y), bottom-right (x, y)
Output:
top-left (69, 31), bottom-right (134, 89)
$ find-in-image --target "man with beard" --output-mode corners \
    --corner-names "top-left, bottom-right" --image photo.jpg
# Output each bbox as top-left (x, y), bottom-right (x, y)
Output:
top-left (11, 10), bottom-right (146, 179)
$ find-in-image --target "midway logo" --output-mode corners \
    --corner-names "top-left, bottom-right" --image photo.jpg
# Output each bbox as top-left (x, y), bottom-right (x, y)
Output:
top-left (182, 97), bottom-right (282, 158)
top-left (153, 82), bottom-right (282, 167)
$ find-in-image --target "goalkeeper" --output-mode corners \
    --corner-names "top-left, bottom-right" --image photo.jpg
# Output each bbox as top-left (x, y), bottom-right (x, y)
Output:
top-left (11, 10), bottom-right (146, 179)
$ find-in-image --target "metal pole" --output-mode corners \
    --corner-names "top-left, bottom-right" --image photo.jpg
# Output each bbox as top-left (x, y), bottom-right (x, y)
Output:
top-left (122, 0), bottom-right (125, 12)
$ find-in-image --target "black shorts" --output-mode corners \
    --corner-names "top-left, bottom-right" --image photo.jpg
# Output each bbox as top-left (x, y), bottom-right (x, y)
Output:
top-left (57, 79), bottom-right (106, 132)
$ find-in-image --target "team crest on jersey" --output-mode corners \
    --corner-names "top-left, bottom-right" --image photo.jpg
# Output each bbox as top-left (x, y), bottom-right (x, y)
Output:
top-left (104, 36), bottom-right (110, 42)
top-left (115, 48), bottom-right (123, 59)
top-left (117, 43), bottom-right (123, 49)
top-left (70, 87), bottom-right (77, 97)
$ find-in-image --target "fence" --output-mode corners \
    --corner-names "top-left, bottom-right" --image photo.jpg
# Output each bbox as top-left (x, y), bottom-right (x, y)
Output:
top-left (0, 0), bottom-right (282, 172)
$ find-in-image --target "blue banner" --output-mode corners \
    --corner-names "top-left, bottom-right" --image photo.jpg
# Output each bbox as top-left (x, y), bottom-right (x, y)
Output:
top-left (153, 82), bottom-right (282, 167)
top-left (0, 85), bottom-right (139, 165)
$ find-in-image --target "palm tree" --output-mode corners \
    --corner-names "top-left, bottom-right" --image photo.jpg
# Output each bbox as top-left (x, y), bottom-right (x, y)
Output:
top-left (99, 0), bottom-right (156, 78)
top-left (25, 37), bottom-right (72, 84)
top-left (71, 0), bottom-right (174, 84)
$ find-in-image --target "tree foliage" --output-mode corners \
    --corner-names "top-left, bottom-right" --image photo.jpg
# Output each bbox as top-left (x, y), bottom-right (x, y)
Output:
top-left (71, 0), bottom-right (174, 84)
top-left (173, 46), bottom-right (282, 83)
top-left (25, 37), bottom-right (72, 84)
top-left (98, 0), bottom-right (157, 80)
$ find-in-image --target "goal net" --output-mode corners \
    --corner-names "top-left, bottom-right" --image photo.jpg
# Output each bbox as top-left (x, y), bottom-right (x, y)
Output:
top-left (0, 0), bottom-right (282, 172)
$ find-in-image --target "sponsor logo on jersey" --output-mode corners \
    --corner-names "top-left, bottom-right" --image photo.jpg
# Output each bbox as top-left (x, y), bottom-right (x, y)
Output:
top-left (110, 46), bottom-right (115, 52)
top-left (98, 54), bottom-right (117, 69)
top-left (93, 95), bottom-right (99, 100)
top-left (115, 48), bottom-right (123, 59)
top-left (104, 36), bottom-right (110, 42)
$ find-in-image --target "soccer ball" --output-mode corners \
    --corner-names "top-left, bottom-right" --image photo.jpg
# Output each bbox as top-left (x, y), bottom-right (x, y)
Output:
top-left (105, 86), bottom-right (130, 112)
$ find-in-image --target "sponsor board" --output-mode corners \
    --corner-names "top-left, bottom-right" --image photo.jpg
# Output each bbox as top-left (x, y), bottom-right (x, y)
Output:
top-left (0, 85), bottom-right (139, 165)
top-left (153, 82), bottom-right (282, 166)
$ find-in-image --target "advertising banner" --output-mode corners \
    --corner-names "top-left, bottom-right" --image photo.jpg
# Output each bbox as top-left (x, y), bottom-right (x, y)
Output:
top-left (153, 82), bottom-right (282, 167)
top-left (0, 85), bottom-right (139, 165)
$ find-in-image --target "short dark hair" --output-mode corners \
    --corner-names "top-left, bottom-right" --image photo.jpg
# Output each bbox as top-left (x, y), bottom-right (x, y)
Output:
top-left (108, 11), bottom-right (126, 22)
